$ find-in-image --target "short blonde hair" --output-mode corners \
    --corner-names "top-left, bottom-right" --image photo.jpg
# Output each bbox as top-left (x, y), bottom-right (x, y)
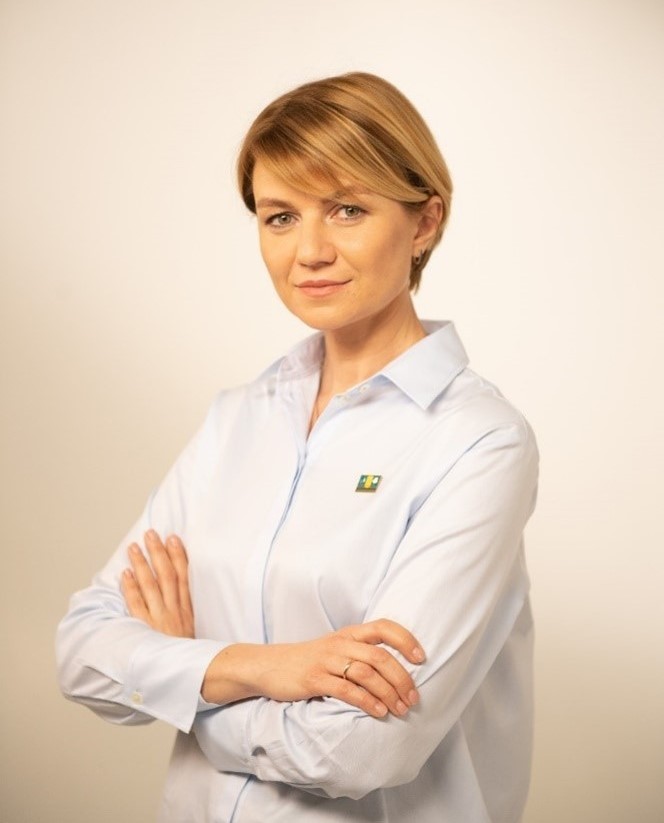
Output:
top-left (237, 72), bottom-right (452, 290)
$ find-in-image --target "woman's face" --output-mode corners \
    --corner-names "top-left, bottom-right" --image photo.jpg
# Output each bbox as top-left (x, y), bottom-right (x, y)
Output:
top-left (252, 161), bottom-right (430, 335)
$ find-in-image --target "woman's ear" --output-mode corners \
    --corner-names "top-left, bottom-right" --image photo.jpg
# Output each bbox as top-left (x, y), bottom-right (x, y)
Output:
top-left (413, 195), bottom-right (444, 249)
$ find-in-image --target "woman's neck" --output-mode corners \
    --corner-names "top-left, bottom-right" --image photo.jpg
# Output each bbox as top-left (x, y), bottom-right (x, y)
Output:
top-left (318, 301), bottom-right (426, 398)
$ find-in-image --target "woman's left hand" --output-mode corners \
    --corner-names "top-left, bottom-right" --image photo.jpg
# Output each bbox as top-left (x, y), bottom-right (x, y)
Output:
top-left (121, 530), bottom-right (195, 638)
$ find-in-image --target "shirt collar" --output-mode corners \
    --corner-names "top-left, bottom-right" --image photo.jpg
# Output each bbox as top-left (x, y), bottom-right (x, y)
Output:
top-left (379, 321), bottom-right (469, 409)
top-left (275, 333), bottom-right (325, 382)
top-left (272, 320), bottom-right (468, 409)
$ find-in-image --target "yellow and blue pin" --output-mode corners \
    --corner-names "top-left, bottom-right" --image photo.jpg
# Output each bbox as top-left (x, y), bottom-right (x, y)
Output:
top-left (356, 474), bottom-right (382, 493)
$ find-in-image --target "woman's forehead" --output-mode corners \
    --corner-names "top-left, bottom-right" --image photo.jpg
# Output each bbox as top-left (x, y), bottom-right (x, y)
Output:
top-left (253, 159), bottom-right (373, 202)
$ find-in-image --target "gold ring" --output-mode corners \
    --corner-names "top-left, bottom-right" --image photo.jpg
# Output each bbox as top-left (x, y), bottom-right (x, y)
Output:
top-left (342, 660), bottom-right (353, 680)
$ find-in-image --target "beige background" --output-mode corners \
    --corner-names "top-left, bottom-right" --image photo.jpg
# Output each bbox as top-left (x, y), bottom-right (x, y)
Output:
top-left (2, 0), bottom-right (663, 821)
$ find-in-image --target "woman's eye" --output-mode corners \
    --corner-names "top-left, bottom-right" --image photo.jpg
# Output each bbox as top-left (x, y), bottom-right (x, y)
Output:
top-left (267, 213), bottom-right (294, 227)
top-left (338, 204), bottom-right (364, 220)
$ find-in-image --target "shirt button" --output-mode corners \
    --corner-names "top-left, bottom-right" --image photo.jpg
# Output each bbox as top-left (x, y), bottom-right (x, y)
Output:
top-left (131, 691), bottom-right (143, 705)
top-left (359, 384), bottom-right (369, 394)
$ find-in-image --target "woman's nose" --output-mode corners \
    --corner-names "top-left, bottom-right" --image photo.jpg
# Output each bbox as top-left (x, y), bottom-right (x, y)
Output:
top-left (296, 219), bottom-right (336, 267)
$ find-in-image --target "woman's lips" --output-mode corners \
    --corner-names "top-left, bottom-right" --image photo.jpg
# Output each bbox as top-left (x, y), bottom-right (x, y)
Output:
top-left (296, 279), bottom-right (351, 298)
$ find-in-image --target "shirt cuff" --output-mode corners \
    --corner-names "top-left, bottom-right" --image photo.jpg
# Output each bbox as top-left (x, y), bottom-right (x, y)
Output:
top-left (122, 634), bottom-right (227, 732)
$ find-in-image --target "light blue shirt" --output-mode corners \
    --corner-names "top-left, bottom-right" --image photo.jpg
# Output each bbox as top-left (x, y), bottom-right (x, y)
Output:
top-left (57, 321), bottom-right (538, 822)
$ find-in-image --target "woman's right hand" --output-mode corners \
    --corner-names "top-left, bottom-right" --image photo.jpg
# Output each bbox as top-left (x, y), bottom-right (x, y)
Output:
top-left (202, 620), bottom-right (425, 719)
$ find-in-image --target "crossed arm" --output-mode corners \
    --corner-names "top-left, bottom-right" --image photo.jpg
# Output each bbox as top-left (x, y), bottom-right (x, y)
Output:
top-left (119, 421), bottom-right (537, 799)
top-left (122, 529), bottom-right (424, 720)
top-left (60, 414), bottom-right (536, 799)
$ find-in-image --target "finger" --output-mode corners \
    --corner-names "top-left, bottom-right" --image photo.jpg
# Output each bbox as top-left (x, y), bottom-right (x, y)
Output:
top-left (121, 568), bottom-right (150, 622)
top-left (346, 619), bottom-right (426, 664)
top-left (343, 650), bottom-right (415, 715)
top-left (336, 632), bottom-right (420, 709)
top-left (128, 542), bottom-right (165, 615)
top-left (321, 674), bottom-right (389, 719)
top-left (144, 530), bottom-right (180, 611)
top-left (165, 534), bottom-right (195, 636)
top-left (165, 535), bottom-right (193, 616)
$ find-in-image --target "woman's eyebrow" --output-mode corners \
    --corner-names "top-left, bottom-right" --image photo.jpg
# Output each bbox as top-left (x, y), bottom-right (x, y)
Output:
top-left (328, 186), bottom-right (372, 201)
top-left (255, 189), bottom-right (373, 211)
top-left (255, 197), bottom-right (294, 210)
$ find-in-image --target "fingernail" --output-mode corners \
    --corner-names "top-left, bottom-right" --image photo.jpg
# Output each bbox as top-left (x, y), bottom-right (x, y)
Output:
top-left (396, 700), bottom-right (408, 716)
top-left (129, 544), bottom-right (140, 556)
top-left (374, 703), bottom-right (388, 717)
top-left (408, 689), bottom-right (419, 706)
top-left (412, 646), bottom-right (425, 662)
top-left (146, 529), bottom-right (157, 541)
top-left (167, 534), bottom-right (179, 548)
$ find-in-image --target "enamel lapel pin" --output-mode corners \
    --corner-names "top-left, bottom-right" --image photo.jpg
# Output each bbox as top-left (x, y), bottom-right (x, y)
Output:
top-left (355, 474), bottom-right (382, 493)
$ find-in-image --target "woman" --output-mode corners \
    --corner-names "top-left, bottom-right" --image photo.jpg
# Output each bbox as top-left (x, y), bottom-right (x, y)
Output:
top-left (57, 72), bottom-right (538, 822)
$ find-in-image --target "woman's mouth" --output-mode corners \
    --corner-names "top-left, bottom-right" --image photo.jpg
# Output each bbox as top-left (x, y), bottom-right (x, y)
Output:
top-left (296, 279), bottom-right (351, 298)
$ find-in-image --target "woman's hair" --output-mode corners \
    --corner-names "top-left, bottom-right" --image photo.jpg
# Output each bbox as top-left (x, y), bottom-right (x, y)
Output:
top-left (237, 72), bottom-right (452, 291)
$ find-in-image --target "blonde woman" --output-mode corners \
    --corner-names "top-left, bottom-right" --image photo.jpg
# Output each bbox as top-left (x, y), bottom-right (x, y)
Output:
top-left (57, 73), bottom-right (538, 822)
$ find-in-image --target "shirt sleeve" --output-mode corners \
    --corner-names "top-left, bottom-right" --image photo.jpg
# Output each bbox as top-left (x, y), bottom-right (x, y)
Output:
top-left (55, 396), bottom-right (230, 734)
top-left (192, 419), bottom-right (539, 799)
